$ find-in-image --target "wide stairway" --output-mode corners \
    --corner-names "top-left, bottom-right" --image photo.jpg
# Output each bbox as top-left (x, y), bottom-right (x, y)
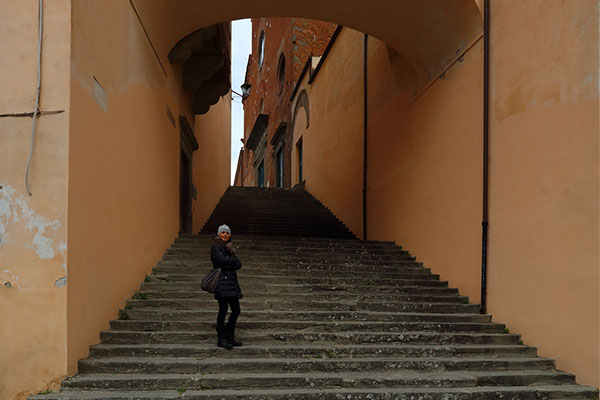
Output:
top-left (32, 187), bottom-right (598, 399)
top-left (200, 186), bottom-right (355, 238)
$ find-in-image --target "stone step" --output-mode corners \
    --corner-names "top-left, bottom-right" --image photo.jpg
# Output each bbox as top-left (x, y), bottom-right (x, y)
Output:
top-left (205, 208), bottom-right (345, 215)
top-left (143, 276), bottom-right (449, 288)
top-left (131, 290), bottom-right (465, 302)
top-left (209, 204), bottom-right (335, 209)
top-left (161, 254), bottom-right (415, 262)
top-left (78, 356), bottom-right (556, 375)
top-left (147, 271), bottom-right (440, 283)
top-left (151, 265), bottom-right (431, 276)
top-left (154, 260), bottom-right (424, 272)
top-left (200, 228), bottom-right (355, 238)
top-left (88, 343), bottom-right (538, 359)
top-left (32, 188), bottom-right (596, 400)
top-left (29, 385), bottom-right (600, 400)
top-left (138, 282), bottom-right (454, 294)
top-left (123, 299), bottom-right (478, 313)
top-left (177, 235), bottom-right (394, 246)
top-left (59, 370), bottom-right (576, 391)
top-left (99, 330), bottom-right (521, 345)
top-left (109, 320), bottom-right (505, 333)
top-left (165, 254), bottom-right (416, 263)
top-left (128, 293), bottom-right (469, 305)
top-left (205, 217), bottom-right (345, 222)
top-left (170, 243), bottom-right (407, 253)
top-left (117, 309), bottom-right (493, 323)
top-left (203, 222), bottom-right (351, 229)
top-left (169, 243), bottom-right (407, 252)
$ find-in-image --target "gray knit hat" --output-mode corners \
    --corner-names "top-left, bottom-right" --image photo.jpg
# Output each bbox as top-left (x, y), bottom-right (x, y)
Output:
top-left (217, 224), bottom-right (231, 236)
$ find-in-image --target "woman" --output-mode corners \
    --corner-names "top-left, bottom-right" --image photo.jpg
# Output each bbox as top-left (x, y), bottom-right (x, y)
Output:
top-left (210, 224), bottom-right (243, 350)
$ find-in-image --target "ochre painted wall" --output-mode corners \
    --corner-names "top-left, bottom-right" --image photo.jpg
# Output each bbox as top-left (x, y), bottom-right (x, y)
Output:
top-left (292, 27), bottom-right (483, 303)
top-left (292, 10), bottom-right (598, 386)
top-left (68, 0), bottom-right (231, 383)
top-left (193, 95), bottom-right (232, 232)
top-left (126, 0), bottom-right (483, 95)
top-left (486, 0), bottom-right (599, 386)
top-left (292, 28), bottom-right (365, 237)
top-left (368, 37), bottom-right (484, 305)
top-left (3, 0), bottom-right (598, 398)
top-left (0, 1), bottom-right (71, 399)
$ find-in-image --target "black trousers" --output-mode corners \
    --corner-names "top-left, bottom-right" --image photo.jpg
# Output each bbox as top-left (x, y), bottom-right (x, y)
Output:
top-left (217, 297), bottom-right (241, 329)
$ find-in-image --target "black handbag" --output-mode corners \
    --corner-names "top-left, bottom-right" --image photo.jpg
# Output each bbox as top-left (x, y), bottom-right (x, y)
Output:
top-left (201, 268), bottom-right (221, 293)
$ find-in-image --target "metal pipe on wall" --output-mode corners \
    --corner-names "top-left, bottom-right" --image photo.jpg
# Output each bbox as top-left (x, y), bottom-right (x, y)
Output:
top-left (480, 0), bottom-right (490, 314)
top-left (363, 33), bottom-right (368, 241)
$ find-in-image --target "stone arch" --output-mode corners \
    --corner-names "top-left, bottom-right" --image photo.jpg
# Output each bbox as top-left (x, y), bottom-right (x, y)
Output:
top-left (292, 89), bottom-right (310, 134)
top-left (131, 0), bottom-right (483, 91)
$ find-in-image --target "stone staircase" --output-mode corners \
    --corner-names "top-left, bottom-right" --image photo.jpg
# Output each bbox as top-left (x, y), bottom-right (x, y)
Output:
top-left (31, 188), bottom-right (598, 399)
top-left (200, 186), bottom-right (355, 238)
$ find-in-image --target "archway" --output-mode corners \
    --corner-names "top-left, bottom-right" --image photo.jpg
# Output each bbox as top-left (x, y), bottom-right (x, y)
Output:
top-left (131, 0), bottom-right (483, 91)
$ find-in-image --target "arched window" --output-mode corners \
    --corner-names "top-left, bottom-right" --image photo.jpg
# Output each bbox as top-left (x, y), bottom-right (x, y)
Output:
top-left (277, 54), bottom-right (286, 95)
top-left (258, 31), bottom-right (265, 71)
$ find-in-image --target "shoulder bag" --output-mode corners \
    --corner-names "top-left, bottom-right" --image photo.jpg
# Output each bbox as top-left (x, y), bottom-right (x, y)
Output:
top-left (201, 268), bottom-right (221, 293)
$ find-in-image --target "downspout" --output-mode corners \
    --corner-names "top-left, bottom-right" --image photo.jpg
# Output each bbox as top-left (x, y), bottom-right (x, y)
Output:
top-left (480, 0), bottom-right (490, 314)
top-left (240, 148), bottom-right (245, 187)
top-left (363, 34), bottom-right (368, 241)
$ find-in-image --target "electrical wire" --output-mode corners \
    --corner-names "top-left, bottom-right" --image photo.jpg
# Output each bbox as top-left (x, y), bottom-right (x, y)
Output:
top-left (26, 0), bottom-right (43, 196)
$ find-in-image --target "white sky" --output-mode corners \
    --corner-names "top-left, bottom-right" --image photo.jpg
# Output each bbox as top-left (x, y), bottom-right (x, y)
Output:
top-left (230, 19), bottom-right (252, 184)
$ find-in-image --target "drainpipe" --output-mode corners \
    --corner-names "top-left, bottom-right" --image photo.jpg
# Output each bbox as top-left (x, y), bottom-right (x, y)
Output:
top-left (480, 0), bottom-right (490, 314)
top-left (363, 34), bottom-right (368, 241)
top-left (240, 149), bottom-right (244, 187)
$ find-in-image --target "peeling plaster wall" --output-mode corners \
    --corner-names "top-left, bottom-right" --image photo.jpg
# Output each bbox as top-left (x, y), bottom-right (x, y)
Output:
top-left (67, 0), bottom-right (185, 376)
top-left (67, 0), bottom-right (232, 378)
top-left (0, 1), bottom-right (71, 399)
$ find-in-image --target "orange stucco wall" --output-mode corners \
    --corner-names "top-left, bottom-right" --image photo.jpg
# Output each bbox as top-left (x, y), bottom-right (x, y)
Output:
top-left (3, 0), bottom-right (598, 398)
top-left (67, 0), bottom-right (231, 381)
top-left (292, 5), bottom-right (598, 385)
top-left (292, 27), bottom-right (483, 299)
top-left (486, 0), bottom-right (599, 386)
top-left (368, 38), bottom-right (484, 305)
top-left (0, 1), bottom-right (71, 398)
top-left (193, 96), bottom-right (232, 232)
top-left (292, 29), bottom-right (365, 237)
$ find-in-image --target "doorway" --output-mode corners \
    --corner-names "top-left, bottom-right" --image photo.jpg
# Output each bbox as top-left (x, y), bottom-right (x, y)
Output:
top-left (257, 160), bottom-right (265, 187)
top-left (179, 150), bottom-right (193, 234)
top-left (275, 148), bottom-right (283, 188)
top-left (179, 116), bottom-right (198, 234)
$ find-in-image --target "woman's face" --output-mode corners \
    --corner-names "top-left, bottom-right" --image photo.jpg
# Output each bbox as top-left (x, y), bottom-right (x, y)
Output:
top-left (219, 231), bottom-right (230, 241)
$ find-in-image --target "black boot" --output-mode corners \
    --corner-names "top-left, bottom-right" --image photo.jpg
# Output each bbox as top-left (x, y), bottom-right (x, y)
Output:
top-left (216, 326), bottom-right (233, 350)
top-left (226, 322), bottom-right (242, 347)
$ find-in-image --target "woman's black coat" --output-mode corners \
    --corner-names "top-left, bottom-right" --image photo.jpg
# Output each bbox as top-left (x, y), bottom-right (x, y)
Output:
top-left (210, 241), bottom-right (243, 300)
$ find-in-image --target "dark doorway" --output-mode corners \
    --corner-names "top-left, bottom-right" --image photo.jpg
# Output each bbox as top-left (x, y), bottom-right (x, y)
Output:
top-left (257, 160), bottom-right (265, 187)
top-left (179, 150), bottom-right (193, 234)
top-left (275, 148), bottom-right (283, 188)
top-left (297, 139), bottom-right (303, 183)
top-left (178, 116), bottom-right (198, 234)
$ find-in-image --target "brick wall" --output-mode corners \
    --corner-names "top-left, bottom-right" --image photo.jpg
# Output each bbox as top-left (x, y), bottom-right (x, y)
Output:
top-left (237, 17), bottom-right (336, 188)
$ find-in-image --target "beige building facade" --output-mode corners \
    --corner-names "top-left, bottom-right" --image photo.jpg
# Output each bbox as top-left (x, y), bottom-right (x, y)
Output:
top-left (0, 1), bottom-right (598, 398)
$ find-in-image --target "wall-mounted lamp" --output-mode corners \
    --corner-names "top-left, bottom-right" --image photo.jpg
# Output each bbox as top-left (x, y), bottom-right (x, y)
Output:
top-left (241, 82), bottom-right (252, 98)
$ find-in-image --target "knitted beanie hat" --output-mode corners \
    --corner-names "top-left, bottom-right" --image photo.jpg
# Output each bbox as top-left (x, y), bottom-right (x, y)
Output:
top-left (217, 224), bottom-right (231, 236)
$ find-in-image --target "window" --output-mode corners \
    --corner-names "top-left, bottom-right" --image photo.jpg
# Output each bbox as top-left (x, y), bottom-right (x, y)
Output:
top-left (258, 31), bottom-right (265, 71)
top-left (275, 149), bottom-right (283, 188)
top-left (297, 139), bottom-right (303, 183)
top-left (277, 54), bottom-right (286, 95)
